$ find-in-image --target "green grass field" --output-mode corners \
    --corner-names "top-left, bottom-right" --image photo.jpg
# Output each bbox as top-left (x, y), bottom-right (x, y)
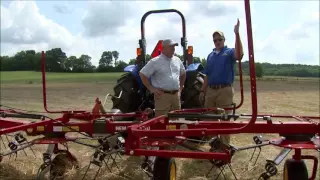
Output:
top-left (0, 71), bottom-right (125, 84)
top-left (0, 71), bottom-right (319, 180)
top-left (1, 71), bottom-right (318, 84)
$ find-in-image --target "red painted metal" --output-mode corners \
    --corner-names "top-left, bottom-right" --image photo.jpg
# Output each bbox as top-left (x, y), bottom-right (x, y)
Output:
top-left (270, 139), bottom-right (319, 149)
top-left (235, 61), bottom-right (244, 109)
top-left (151, 40), bottom-right (163, 58)
top-left (41, 51), bottom-right (87, 114)
top-left (300, 155), bottom-right (318, 180)
top-left (0, 118), bottom-right (29, 128)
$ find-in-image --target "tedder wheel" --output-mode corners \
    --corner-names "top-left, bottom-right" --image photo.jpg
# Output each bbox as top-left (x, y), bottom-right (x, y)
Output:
top-left (153, 157), bottom-right (176, 180)
top-left (283, 158), bottom-right (308, 180)
top-left (111, 72), bottom-right (143, 113)
top-left (36, 152), bottom-right (79, 180)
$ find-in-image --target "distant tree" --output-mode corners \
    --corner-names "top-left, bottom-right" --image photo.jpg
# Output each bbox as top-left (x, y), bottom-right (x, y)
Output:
top-left (115, 60), bottom-right (128, 71)
top-left (255, 63), bottom-right (264, 78)
top-left (112, 51), bottom-right (119, 66)
top-left (99, 51), bottom-right (113, 67)
top-left (193, 57), bottom-right (201, 63)
top-left (79, 54), bottom-right (95, 72)
top-left (64, 56), bottom-right (77, 72)
top-left (0, 56), bottom-right (12, 71)
top-left (145, 54), bottom-right (152, 62)
top-left (201, 58), bottom-right (207, 67)
top-left (1, 48), bottom-right (320, 77)
top-left (128, 59), bottom-right (136, 65)
top-left (45, 48), bottom-right (67, 72)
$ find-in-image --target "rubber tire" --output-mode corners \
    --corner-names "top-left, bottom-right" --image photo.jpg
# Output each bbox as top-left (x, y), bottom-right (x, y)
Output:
top-left (153, 157), bottom-right (176, 180)
top-left (49, 153), bottom-right (78, 180)
top-left (181, 71), bottom-right (205, 109)
top-left (283, 159), bottom-right (308, 180)
top-left (35, 152), bottom-right (78, 180)
top-left (111, 72), bottom-right (142, 113)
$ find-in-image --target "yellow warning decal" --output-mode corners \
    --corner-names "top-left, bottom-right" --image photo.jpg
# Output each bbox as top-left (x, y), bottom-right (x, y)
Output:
top-left (62, 126), bottom-right (80, 132)
top-left (37, 126), bottom-right (44, 131)
top-left (166, 125), bottom-right (176, 130)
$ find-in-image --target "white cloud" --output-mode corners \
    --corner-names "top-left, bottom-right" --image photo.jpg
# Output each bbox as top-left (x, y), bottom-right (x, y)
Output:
top-left (0, 1), bottom-right (319, 66)
top-left (1, 1), bottom-right (74, 51)
top-left (255, 9), bottom-right (319, 65)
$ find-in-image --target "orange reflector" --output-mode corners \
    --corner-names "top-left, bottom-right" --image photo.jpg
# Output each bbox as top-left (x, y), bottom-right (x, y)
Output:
top-left (188, 46), bottom-right (193, 55)
top-left (137, 48), bottom-right (142, 56)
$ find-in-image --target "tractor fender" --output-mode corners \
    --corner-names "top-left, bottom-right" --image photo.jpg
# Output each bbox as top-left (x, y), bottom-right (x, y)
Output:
top-left (186, 63), bottom-right (204, 72)
top-left (124, 64), bottom-right (138, 74)
top-left (123, 65), bottom-right (145, 93)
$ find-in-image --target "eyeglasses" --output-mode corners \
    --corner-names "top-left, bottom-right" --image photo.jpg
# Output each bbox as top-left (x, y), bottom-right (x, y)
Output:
top-left (214, 38), bottom-right (223, 43)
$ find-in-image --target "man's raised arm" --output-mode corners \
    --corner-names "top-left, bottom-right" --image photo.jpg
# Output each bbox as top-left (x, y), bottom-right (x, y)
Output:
top-left (234, 18), bottom-right (244, 60)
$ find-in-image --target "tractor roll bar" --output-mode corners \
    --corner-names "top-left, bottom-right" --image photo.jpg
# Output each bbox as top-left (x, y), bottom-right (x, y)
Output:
top-left (140, 9), bottom-right (188, 66)
top-left (140, 9), bottom-right (186, 40)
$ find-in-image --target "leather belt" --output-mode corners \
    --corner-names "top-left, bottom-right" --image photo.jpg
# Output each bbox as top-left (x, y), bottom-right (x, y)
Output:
top-left (162, 90), bottom-right (179, 94)
top-left (209, 84), bottom-right (231, 89)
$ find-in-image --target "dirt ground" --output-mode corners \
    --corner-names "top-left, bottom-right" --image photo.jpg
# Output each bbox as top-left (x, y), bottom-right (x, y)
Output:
top-left (0, 79), bottom-right (319, 180)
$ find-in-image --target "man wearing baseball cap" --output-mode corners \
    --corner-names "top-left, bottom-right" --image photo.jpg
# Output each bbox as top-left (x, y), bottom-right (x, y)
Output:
top-left (139, 39), bottom-right (186, 117)
top-left (200, 19), bottom-right (244, 153)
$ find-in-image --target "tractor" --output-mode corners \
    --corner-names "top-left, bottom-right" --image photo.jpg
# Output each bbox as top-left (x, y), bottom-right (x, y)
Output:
top-left (111, 9), bottom-right (205, 116)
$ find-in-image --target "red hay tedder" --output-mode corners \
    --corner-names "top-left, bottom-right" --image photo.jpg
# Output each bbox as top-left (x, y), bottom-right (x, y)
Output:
top-left (0, 0), bottom-right (319, 180)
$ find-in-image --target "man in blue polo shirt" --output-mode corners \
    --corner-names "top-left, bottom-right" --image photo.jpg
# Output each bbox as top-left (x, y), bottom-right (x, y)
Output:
top-left (200, 19), bottom-right (244, 151)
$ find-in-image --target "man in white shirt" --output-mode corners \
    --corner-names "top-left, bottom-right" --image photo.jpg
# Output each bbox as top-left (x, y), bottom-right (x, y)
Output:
top-left (139, 39), bottom-right (186, 117)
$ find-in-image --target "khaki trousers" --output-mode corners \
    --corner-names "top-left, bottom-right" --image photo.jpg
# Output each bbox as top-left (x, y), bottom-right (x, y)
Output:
top-left (154, 93), bottom-right (181, 117)
top-left (204, 86), bottom-right (234, 146)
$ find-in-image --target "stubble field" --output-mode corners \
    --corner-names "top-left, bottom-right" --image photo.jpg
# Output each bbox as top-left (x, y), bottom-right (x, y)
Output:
top-left (0, 71), bottom-right (319, 180)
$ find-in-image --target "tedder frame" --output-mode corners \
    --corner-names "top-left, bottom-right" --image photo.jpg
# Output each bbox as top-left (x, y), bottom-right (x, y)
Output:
top-left (0, 0), bottom-right (319, 180)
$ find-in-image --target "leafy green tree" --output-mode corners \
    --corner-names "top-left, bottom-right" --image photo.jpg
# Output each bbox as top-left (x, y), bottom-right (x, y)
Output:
top-left (45, 48), bottom-right (67, 72)
top-left (255, 63), bottom-right (264, 78)
top-left (128, 59), bottom-right (136, 65)
top-left (115, 60), bottom-right (128, 71)
top-left (112, 51), bottom-right (119, 65)
top-left (99, 51), bottom-right (113, 67)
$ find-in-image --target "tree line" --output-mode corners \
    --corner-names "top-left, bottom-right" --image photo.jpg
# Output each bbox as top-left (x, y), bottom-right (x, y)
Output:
top-left (0, 48), bottom-right (319, 78)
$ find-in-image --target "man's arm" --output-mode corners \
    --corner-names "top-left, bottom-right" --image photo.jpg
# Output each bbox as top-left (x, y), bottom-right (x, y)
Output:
top-left (139, 72), bottom-right (154, 91)
top-left (139, 60), bottom-right (163, 96)
top-left (234, 32), bottom-right (244, 60)
top-left (234, 19), bottom-right (244, 60)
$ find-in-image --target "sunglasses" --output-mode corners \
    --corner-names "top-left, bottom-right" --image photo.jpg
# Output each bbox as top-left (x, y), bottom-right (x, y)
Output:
top-left (214, 38), bottom-right (223, 43)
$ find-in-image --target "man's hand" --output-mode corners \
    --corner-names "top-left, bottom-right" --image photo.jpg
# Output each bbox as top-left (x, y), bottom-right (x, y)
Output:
top-left (234, 18), bottom-right (240, 34)
top-left (150, 87), bottom-right (163, 99)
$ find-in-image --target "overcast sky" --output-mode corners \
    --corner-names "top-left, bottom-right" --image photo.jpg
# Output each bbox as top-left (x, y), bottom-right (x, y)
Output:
top-left (1, 1), bottom-right (319, 66)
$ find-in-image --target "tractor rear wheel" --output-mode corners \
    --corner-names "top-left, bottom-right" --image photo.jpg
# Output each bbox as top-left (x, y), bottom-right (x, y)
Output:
top-left (153, 157), bottom-right (176, 180)
top-left (283, 158), bottom-right (308, 180)
top-left (182, 71), bottom-right (205, 109)
top-left (111, 72), bottom-right (143, 113)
